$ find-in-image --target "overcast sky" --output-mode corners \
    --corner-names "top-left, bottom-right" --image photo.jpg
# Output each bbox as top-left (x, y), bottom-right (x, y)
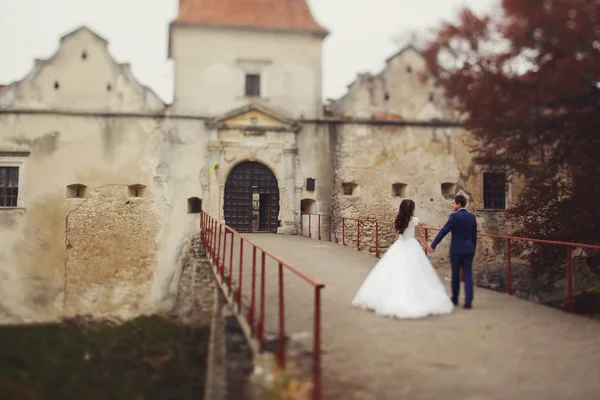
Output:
top-left (0, 0), bottom-right (498, 102)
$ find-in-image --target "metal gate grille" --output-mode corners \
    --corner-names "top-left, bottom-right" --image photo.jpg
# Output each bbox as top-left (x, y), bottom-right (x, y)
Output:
top-left (224, 162), bottom-right (279, 233)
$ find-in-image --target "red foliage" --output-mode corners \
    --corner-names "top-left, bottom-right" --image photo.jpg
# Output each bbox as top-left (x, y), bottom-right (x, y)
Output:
top-left (425, 0), bottom-right (600, 249)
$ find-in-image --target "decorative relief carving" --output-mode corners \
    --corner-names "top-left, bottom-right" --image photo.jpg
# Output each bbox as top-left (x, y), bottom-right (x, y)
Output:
top-left (200, 170), bottom-right (209, 187)
top-left (248, 148), bottom-right (258, 161)
top-left (223, 150), bottom-right (236, 163)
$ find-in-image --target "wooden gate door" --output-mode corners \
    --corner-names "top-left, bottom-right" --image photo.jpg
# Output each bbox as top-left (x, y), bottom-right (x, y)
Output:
top-left (224, 162), bottom-right (279, 233)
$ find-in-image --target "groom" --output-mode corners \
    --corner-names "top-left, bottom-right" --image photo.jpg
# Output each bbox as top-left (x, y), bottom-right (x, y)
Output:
top-left (430, 195), bottom-right (478, 309)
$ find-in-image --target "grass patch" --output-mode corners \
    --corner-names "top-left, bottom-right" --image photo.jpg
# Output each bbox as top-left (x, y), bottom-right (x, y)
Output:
top-left (0, 315), bottom-right (209, 400)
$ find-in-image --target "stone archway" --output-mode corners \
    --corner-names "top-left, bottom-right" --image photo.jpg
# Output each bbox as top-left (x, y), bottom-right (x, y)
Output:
top-left (224, 161), bottom-right (279, 233)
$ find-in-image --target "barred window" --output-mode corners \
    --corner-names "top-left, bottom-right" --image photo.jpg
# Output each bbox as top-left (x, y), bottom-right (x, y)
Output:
top-left (483, 172), bottom-right (506, 209)
top-left (0, 167), bottom-right (19, 207)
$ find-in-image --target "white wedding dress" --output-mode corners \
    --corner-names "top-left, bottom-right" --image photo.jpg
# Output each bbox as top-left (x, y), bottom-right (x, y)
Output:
top-left (352, 217), bottom-right (454, 319)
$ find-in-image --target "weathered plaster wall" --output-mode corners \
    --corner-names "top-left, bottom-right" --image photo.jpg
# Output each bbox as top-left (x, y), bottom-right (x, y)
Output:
top-left (0, 27), bottom-right (172, 324)
top-left (170, 25), bottom-right (323, 119)
top-left (2, 28), bottom-right (163, 112)
top-left (0, 113), bottom-right (168, 323)
top-left (296, 123), bottom-right (334, 226)
top-left (330, 123), bottom-right (476, 257)
top-left (328, 47), bottom-right (514, 268)
top-left (64, 185), bottom-right (162, 317)
top-left (149, 117), bottom-right (208, 312)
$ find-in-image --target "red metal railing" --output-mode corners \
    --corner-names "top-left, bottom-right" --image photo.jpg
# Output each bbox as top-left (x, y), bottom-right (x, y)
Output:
top-left (300, 212), bottom-right (600, 313)
top-left (200, 211), bottom-right (325, 399)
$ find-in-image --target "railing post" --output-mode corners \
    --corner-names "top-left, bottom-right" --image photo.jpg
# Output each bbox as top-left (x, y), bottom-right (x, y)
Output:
top-left (237, 239), bottom-right (244, 312)
top-left (221, 229), bottom-right (227, 279)
top-left (308, 213), bottom-right (312, 239)
top-left (375, 222), bottom-right (380, 258)
top-left (506, 239), bottom-right (513, 295)
top-left (328, 217), bottom-right (332, 242)
top-left (217, 224), bottom-right (222, 273)
top-left (318, 214), bottom-right (321, 241)
top-left (248, 246), bottom-right (257, 335)
top-left (313, 286), bottom-right (323, 400)
top-left (211, 220), bottom-right (217, 264)
top-left (300, 212), bottom-right (303, 236)
top-left (567, 247), bottom-right (574, 313)
top-left (258, 251), bottom-right (266, 351)
top-left (342, 218), bottom-right (345, 246)
top-left (278, 262), bottom-right (286, 368)
top-left (357, 220), bottom-right (361, 251)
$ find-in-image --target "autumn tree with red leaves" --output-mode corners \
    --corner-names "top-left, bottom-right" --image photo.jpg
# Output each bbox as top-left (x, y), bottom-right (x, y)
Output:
top-left (424, 0), bottom-right (600, 298)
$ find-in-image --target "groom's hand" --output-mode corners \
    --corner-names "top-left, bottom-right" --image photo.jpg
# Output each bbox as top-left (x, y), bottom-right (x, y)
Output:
top-left (428, 245), bottom-right (435, 253)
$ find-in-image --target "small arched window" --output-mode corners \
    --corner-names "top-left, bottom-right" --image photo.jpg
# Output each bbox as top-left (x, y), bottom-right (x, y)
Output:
top-left (66, 184), bottom-right (87, 198)
top-left (187, 197), bottom-right (202, 214)
top-left (392, 183), bottom-right (408, 197)
top-left (342, 182), bottom-right (357, 196)
top-left (441, 182), bottom-right (456, 199)
top-left (128, 184), bottom-right (146, 198)
top-left (300, 198), bottom-right (316, 213)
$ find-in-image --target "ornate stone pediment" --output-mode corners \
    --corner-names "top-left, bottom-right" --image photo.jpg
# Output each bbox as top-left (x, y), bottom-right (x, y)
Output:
top-left (205, 103), bottom-right (301, 133)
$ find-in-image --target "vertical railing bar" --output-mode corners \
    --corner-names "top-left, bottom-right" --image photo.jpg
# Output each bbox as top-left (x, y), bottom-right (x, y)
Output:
top-left (357, 220), bottom-right (361, 251)
top-left (278, 262), bottom-right (286, 367)
top-left (217, 224), bottom-right (222, 275)
top-left (313, 286), bottom-right (322, 400)
top-left (237, 238), bottom-right (244, 312)
top-left (318, 214), bottom-right (321, 241)
top-left (375, 221), bottom-right (380, 258)
top-left (258, 251), bottom-right (266, 351)
top-left (507, 239), bottom-right (513, 295)
top-left (221, 228), bottom-right (227, 279)
top-left (567, 247), bottom-right (574, 313)
top-left (248, 246), bottom-right (257, 336)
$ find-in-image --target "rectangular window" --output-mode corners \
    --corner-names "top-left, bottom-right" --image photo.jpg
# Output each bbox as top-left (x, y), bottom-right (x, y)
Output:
top-left (342, 182), bottom-right (356, 196)
top-left (0, 167), bottom-right (19, 207)
top-left (483, 172), bottom-right (506, 209)
top-left (245, 74), bottom-right (261, 97)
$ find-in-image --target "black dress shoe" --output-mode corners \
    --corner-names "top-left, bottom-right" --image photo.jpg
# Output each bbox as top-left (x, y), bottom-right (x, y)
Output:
top-left (451, 298), bottom-right (458, 306)
top-left (463, 303), bottom-right (472, 309)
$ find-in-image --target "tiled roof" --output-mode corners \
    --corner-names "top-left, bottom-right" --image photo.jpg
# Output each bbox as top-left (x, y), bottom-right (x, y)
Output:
top-left (174, 0), bottom-right (328, 36)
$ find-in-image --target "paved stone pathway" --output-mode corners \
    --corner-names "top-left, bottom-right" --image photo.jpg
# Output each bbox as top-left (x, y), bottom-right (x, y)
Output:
top-left (216, 232), bottom-right (600, 400)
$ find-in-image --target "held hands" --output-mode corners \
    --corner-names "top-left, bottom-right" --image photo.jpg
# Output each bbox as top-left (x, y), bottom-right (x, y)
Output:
top-left (427, 245), bottom-right (435, 253)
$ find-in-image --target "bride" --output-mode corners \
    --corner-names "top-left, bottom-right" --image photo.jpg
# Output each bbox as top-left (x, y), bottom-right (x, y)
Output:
top-left (352, 199), bottom-right (454, 319)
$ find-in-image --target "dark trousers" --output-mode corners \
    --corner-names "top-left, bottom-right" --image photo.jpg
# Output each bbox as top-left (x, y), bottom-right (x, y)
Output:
top-left (450, 253), bottom-right (474, 304)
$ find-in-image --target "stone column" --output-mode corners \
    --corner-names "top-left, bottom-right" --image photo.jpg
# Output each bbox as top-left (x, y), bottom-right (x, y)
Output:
top-left (207, 140), bottom-right (222, 220)
top-left (278, 147), bottom-right (298, 234)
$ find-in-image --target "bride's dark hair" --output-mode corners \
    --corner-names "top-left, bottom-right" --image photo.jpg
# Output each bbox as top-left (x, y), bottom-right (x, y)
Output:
top-left (395, 199), bottom-right (416, 234)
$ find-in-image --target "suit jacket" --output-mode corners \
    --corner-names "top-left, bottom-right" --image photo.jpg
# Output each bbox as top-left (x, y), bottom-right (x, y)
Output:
top-left (431, 208), bottom-right (478, 255)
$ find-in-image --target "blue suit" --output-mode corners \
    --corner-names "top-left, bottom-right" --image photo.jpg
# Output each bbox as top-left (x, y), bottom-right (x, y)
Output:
top-left (431, 209), bottom-right (478, 305)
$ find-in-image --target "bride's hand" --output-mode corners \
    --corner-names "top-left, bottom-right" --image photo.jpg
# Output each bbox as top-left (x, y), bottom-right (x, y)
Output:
top-left (427, 245), bottom-right (434, 253)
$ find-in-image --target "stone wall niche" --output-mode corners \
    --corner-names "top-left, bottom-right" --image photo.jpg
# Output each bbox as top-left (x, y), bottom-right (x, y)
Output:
top-left (441, 182), bottom-right (456, 199)
top-left (128, 184), bottom-right (146, 198)
top-left (66, 184), bottom-right (87, 199)
top-left (187, 197), bottom-right (202, 214)
top-left (392, 183), bottom-right (408, 198)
